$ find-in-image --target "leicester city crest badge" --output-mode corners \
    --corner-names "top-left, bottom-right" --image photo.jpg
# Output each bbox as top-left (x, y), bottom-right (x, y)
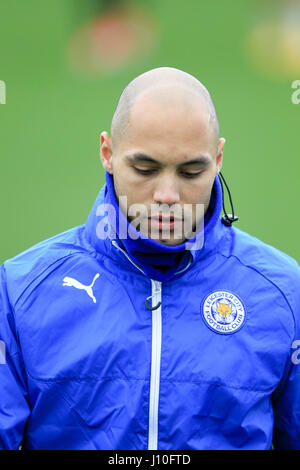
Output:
top-left (202, 290), bottom-right (246, 335)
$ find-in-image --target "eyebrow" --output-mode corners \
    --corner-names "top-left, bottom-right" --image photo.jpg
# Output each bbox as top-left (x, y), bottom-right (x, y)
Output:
top-left (125, 152), bottom-right (211, 168)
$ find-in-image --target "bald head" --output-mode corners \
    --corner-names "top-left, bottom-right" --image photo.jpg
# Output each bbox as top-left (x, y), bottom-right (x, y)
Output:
top-left (111, 67), bottom-right (220, 153)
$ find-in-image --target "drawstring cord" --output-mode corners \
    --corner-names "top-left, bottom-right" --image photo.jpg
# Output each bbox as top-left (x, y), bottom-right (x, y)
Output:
top-left (219, 172), bottom-right (239, 226)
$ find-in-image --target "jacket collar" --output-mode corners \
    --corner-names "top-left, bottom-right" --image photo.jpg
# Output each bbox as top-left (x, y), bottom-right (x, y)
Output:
top-left (85, 173), bottom-right (227, 281)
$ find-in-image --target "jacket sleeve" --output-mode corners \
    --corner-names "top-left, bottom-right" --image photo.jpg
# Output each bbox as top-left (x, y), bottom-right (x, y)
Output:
top-left (272, 290), bottom-right (300, 449)
top-left (0, 264), bottom-right (31, 449)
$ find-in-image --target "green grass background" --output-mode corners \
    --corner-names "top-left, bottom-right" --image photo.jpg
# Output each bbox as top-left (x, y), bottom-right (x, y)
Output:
top-left (0, 0), bottom-right (299, 264)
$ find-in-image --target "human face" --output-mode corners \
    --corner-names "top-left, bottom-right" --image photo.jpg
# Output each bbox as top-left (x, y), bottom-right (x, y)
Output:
top-left (101, 90), bottom-right (224, 246)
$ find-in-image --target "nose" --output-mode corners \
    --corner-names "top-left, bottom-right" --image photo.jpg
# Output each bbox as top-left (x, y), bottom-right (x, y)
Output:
top-left (152, 174), bottom-right (180, 205)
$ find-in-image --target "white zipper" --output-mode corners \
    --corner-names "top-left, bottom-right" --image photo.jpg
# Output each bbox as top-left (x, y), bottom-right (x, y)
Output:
top-left (111, 241), bottom-right (191, 450)
top-left (148, 279), bottom-right (162, 450)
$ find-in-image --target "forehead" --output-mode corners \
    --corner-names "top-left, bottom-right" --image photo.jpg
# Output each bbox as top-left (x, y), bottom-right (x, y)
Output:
top-left (119, 89), bottom-right (214, 159)
top-left (130, 86), bottom-right (209, 125)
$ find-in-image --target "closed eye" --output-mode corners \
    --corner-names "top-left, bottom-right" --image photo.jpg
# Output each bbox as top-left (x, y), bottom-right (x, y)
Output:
top-left (133, 167), bottom-right (158, 176)
top-left (133, 167), bottom-right (203, 178)
top-left (179, 171), bottom-right (203, 179)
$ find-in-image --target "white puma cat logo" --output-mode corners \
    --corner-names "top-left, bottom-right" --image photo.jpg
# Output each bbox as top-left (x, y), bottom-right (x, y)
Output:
top-left (62, 273), bottom-right (100, 303)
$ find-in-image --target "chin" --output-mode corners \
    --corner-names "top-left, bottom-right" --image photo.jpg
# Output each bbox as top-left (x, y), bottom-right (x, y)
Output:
top-left (153, 236), bottom-right (186, 246)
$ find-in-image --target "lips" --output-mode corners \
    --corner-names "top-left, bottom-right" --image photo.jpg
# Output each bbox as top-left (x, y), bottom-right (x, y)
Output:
top-left (150, 215), bottom-right (181, 222)
top-left (149, 215), bottom-right (182, 231)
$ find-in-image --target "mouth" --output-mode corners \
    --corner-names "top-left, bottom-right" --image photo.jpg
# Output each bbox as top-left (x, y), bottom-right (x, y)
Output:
top-left (150, 213), bottom-right (181, 221)
top-left (148, 215), bottom-right (182, 231)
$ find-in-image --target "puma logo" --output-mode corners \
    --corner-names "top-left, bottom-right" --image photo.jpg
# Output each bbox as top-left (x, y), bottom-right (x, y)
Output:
top-left (62, 273), bottom-right (100, 303)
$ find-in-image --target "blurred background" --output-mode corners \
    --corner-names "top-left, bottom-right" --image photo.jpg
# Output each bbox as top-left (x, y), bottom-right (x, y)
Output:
top-left (0, 0), bottom-right (300, 264)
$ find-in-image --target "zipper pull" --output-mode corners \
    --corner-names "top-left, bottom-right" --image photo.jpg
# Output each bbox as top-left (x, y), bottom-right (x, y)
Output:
top-left (145, 297), bottom-right (161, 311)
top-left (145, 281), bottom-right (162, 311)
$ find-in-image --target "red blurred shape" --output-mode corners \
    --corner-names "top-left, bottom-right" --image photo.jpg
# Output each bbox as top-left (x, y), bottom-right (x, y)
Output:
top-left (67, 5), bottom-right (157, 76)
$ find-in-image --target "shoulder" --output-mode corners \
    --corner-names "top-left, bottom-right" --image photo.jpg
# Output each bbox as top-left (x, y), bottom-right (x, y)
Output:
top-left (226, 225), bottom-right (300, 277)
top-left (222, 225), bottom-right (300, 317)
top-left (1, 224), bottom-right (95, 309)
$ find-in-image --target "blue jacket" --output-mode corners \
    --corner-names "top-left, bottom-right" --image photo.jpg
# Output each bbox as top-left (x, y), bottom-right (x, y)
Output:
top-left (1, 178), bottom-right (300, 450)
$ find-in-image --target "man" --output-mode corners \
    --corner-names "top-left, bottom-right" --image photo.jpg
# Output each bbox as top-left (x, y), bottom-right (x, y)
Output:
top-left (1, 67), bottom-right (300, 450)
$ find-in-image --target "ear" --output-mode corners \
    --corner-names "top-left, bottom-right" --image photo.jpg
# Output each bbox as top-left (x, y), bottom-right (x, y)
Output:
top-left (216, 137), bottom-right (226, 175)
top-left (100, 131), bottom-right (113, 174)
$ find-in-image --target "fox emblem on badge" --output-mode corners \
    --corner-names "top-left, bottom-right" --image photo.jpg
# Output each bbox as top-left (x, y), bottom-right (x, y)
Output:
top-left (214, 301), bottom-right (234, 323)
top-left (62, 273), bottom-right (100, 303)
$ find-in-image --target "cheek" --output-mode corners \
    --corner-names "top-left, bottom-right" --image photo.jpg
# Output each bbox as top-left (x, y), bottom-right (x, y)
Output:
top-left (113, 171), bottom-right (151, 209)
top-left (181, 184), bottom-right (210, 205)
top-left (180, 175), bottom-right (216, 214)
top-left (111, 162), bottom-right (131, 195)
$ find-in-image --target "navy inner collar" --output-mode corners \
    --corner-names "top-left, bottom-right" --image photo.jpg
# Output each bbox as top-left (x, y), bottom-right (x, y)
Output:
top-left (104, 171), bottom-right (222, 282)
